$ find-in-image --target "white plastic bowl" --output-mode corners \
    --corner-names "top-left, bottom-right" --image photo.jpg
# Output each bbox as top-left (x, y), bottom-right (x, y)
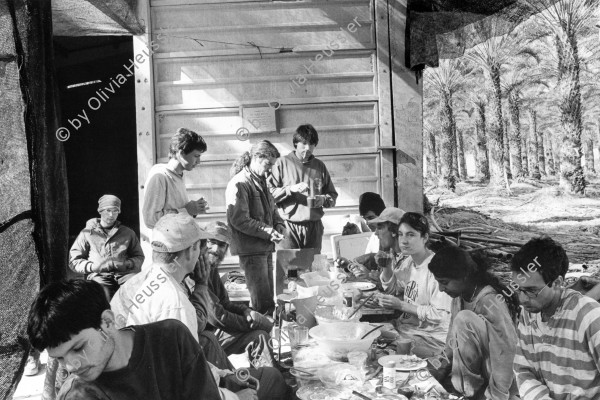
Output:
top-left (314, 305), bottom-right (362, 325)
top-left (309, 322), bottom-right (381, 360)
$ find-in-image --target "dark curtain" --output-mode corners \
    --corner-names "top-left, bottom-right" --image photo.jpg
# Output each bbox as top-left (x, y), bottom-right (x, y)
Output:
top-left (0, 0), bottom-right (68, 398)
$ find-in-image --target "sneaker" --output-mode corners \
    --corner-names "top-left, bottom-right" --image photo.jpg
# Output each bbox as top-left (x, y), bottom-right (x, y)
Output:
top-left (23, 355), bottom-right (40, 376)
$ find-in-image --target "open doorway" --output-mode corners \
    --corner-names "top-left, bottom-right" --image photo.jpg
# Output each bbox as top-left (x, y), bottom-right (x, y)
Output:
top-left (53, 36), bottom-right (139, 268)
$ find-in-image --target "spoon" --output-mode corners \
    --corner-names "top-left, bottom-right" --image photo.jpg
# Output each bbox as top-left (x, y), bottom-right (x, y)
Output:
top-left (360, 324), bottom-right (384, 340)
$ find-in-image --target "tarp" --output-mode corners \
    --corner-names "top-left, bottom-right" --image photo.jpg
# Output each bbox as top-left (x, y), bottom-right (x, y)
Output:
top-left (52, 0), bottom-right (143, 36)
top-left (0, 0), bottom-right (68, 398)
top-left (408, 0), bottom-right (544, 68)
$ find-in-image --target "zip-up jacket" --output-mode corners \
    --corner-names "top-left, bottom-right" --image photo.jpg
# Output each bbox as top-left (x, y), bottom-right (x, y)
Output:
top-left (226, 167), bottom-right (285, 256)
top-left (69, 218), bottom-right (144, 279)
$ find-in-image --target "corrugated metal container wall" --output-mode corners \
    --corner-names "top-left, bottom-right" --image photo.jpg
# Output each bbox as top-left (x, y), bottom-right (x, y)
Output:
top-left (139, 0), bottom-right (395, 266)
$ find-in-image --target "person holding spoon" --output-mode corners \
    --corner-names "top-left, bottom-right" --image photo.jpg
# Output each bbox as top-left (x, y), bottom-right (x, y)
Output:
top-left (378, 212), bottom-right (452, 355)
top-left (227, 141), bottom-right (286, 315)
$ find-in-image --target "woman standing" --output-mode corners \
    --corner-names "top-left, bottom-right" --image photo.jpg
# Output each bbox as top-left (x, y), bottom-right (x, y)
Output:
top-left (226, 141), bottom-right (286, 315)
top-left (378, 212), bottom-right (452, 354)
top-left (428, 246), bottom-right (519, 400)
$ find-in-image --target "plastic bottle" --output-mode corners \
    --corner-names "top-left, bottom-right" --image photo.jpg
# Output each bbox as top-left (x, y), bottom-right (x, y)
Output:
top-left (383, 360), bottom-right (396, 389)
top-left (284, 267), bottom-right (298, 293)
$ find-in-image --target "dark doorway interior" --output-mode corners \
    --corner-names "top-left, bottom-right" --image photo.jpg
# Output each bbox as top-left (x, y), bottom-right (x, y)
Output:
top-left (54, 36), bottom-right (139, 261)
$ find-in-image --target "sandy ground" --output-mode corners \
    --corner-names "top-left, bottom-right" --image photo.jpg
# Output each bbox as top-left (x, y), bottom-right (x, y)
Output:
top-left (426, 176), bottom-right (600, 278)
top-left (429, 177), bottom-right (600, 235)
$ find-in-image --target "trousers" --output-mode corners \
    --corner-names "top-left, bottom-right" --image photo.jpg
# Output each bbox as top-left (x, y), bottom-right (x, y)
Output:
top-left (239, 253), bottom-right (275, 314)
top-left (280, 220), bottom-right (324, 253)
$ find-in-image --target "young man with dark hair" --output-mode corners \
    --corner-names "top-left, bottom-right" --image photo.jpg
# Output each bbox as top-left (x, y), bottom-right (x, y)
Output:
top-left (142, 127), bottom-right (210, 229)
top-left (511, 236), bottom-right (600, 400)
top-left (268, 124), bottom-right (337, 253)
top-left (69, 194), bottom-right (145, 300)
top-left (336, 193), bottom-right (388, 278)
top-left (358, 192), bottom-right (386, 226)
top-left (27, 279), bottom-right (223, 400)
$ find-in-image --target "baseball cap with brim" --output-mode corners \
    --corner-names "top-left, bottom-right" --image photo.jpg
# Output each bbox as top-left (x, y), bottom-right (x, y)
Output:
top-left (369, 207), bottom-right (406, 225)
top-left (151, 214), bottom-right (212, 253)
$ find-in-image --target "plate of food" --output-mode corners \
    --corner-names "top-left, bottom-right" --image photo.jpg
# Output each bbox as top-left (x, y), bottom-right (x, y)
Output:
top-left (342, 282), bottom-right (376, 291)
top-left (378, 354), bottom-right (427, 371)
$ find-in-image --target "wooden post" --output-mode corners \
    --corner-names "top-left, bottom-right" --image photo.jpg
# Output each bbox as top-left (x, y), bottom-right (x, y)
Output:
top-left (375, 0), bottom-right (395, 208)
top-left (134, 0), bottom-right (156, 243)
top-left (389, 0), bottom-right (423, 212)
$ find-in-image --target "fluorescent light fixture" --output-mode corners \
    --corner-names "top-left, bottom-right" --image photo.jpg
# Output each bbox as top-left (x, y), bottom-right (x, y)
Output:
top-left (67, 80), bottom-right (102, 89)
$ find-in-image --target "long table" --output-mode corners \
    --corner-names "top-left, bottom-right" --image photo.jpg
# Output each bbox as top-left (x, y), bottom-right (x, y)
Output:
top-left (290, 338), bottom-right (450, 400)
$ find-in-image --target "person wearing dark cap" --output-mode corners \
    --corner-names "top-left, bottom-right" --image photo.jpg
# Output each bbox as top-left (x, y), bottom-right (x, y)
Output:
top-left (69, 194), bottom-right (145, 300)
top-left (335, 194), bottom-right (389, 279)
top-left (197, 221), bottom-right (275, 365)
top-left (359, 192), bottom-right (386, 230)
top-left (357, 191), bottom-right (387, 255)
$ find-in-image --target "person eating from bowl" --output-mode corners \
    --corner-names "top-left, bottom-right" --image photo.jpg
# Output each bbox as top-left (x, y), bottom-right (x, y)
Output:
top-left (428, 246), bottom-right (519, 400)
top-left (335, 192), bottom-right (388, 279)
top-left (378, 211), bottom-right (452, 355)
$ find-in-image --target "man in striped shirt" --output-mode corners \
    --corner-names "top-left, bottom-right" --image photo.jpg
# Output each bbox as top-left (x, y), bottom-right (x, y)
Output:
top-left (511, 236), bottom-right (600, 400)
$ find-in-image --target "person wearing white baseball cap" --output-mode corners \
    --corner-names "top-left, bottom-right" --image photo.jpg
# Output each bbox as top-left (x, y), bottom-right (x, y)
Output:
top-left (111, 214), bottom-right (290, 400)
top-left (69, 194), bottom-right (145, 301)
top-left (111, 213), bottom-right (211, 333)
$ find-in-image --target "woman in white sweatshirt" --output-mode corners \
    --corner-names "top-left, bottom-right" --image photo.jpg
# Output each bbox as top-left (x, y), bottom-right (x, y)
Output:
top-left (378, 212), bottom-right (452, 355)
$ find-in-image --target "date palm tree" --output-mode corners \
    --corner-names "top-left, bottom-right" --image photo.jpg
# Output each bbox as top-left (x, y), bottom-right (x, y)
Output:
top-left (502, 58), bottom-right (546, 179)
top-left (524, 0), bottom-right (598, 193)
top-left (423, 121), bottom-right (440, 181)
top-left (471, 94), bottom-right (491, 181)
top-left (463, 27), bottom-right (525, 193)
top-left (425, 59), bottom-right (471, 190)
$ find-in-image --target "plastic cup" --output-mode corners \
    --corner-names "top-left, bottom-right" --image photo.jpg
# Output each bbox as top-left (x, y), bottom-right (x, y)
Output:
top-left (347, 351), bottom-right (368, 368)
top-left (290, 325), bottom-right (309, 348)
top-left (396, 338), bottom-right (414, 355)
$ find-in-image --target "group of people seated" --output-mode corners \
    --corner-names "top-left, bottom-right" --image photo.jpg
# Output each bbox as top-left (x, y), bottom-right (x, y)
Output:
top-left (339, 193), bottom-right (600, 400)
top-left (26, 125), bottom-right (600, 400)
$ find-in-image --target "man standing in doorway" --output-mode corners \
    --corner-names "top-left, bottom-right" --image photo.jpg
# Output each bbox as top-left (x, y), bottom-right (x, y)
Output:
top-left (142, 127), bottom-right (209, 229)
top-left (268, 124), bottom-right (337, 253)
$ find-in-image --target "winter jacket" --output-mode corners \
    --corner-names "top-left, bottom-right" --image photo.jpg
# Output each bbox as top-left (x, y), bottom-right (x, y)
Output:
top-left (69, 219), bottom-right (144, 279)
top-left (226, 167), bottom-right (285, 256)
